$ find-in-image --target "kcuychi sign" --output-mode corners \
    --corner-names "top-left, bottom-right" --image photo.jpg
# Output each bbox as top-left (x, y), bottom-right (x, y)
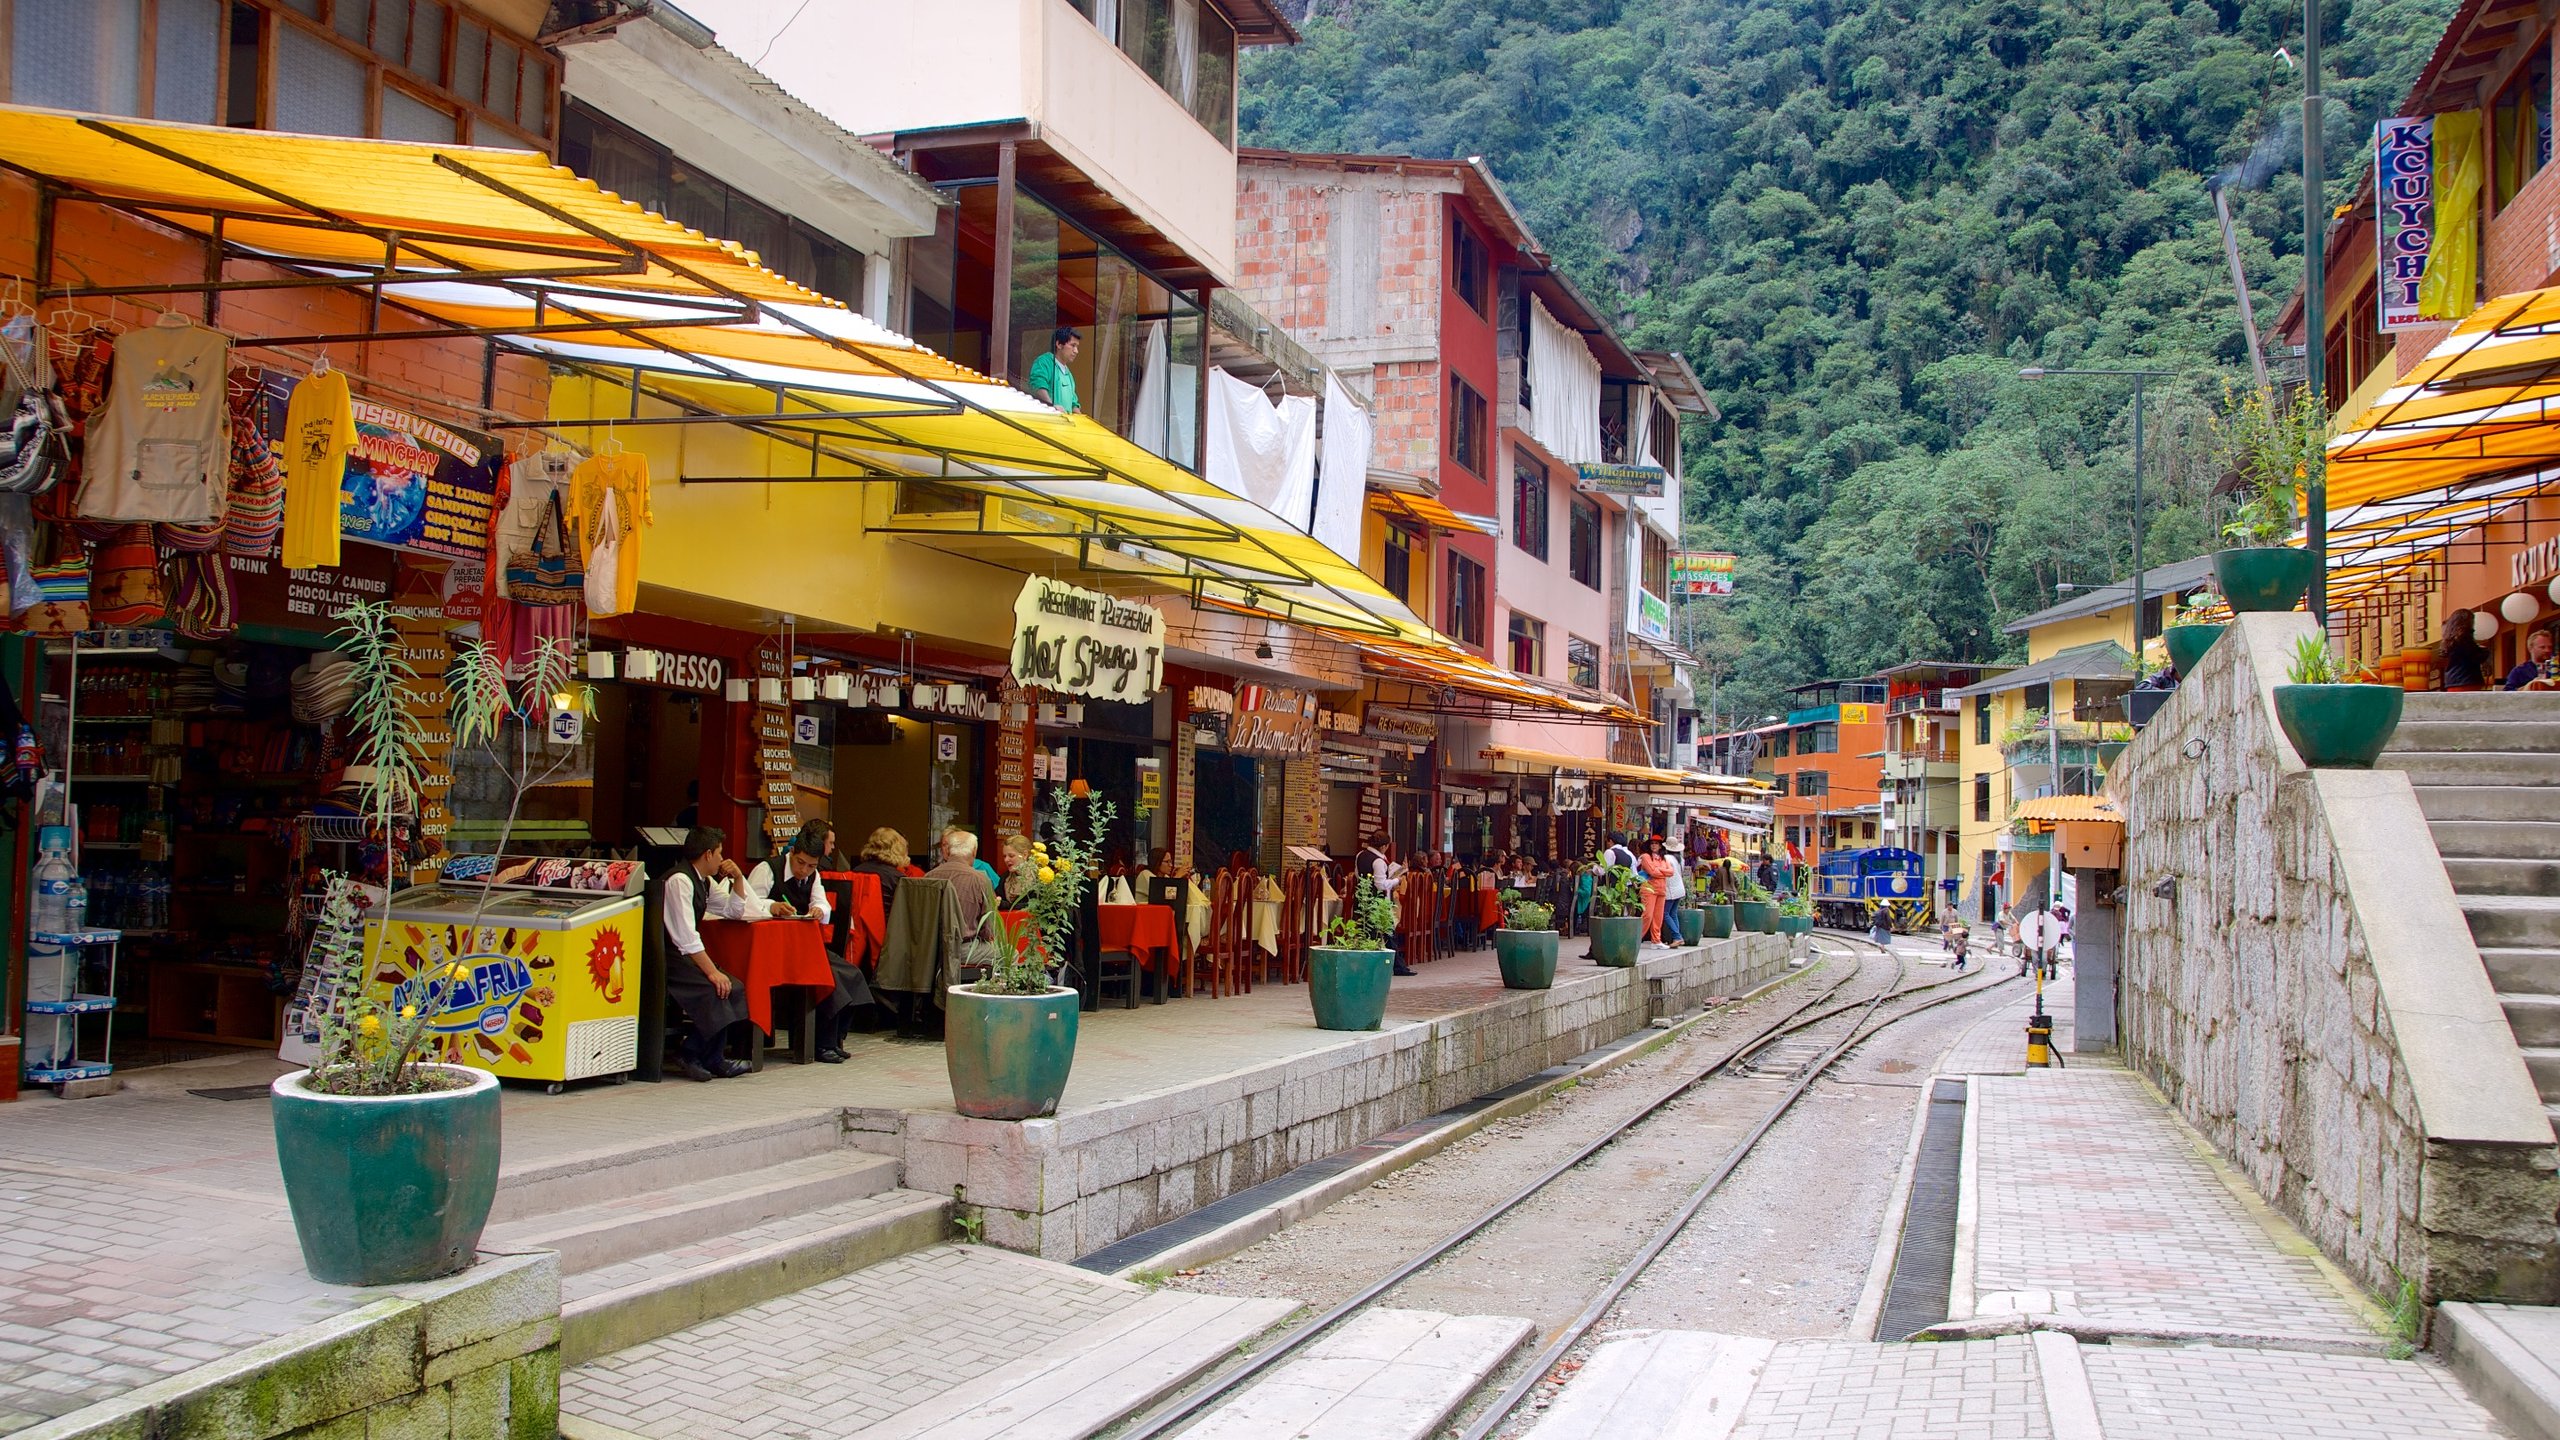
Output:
top-left (1011, 576), bottom-right (1165, 701)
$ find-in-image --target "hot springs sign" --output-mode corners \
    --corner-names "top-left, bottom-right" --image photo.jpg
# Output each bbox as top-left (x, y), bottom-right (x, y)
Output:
top-left (1011, 576), bottom-right (1166, 702)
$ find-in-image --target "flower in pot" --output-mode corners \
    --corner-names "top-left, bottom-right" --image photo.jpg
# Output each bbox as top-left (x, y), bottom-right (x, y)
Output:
top-left (1587, 863), bottom-right (1645, 966)
top-left (2209, 387), bottom-right (2323, 612)
top-left (1310, 877), bottom-right (1398, 1030)
top-left (2161, 592), bottom-right (2228, 676)
top-left (2273, 633), bottom-right (2406, 769)
top-left (947, 789), bottom-right (1109, 1118)
top-left (1733, 878), bottom-right (1781, 935)
top-left (1698, 889), bottom-right (1736, 940)
top-left (1493, 890), bottom-right (1558, 990)
top-left (1777, 894), bottom-right (1816, 936)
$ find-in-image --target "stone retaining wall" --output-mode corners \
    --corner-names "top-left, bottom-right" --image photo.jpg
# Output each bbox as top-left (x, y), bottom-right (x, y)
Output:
top-left (858, 933), bottom-right (1791, 1259)
top-left (2116, 612), bottom-right (2560, 1304)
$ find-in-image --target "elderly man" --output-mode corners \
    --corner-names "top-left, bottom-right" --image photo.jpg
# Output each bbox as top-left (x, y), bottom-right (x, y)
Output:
top-left (927, 827), bottom-right (998, 942)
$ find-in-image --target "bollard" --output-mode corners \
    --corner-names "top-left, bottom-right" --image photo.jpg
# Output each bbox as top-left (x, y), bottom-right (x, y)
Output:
top-left (2025, 1011), bottom-right (2053, 1068)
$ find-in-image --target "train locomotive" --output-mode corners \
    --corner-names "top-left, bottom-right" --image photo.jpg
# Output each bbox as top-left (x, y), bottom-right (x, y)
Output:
top-left (1810, 846), bottom-right (1929, 932)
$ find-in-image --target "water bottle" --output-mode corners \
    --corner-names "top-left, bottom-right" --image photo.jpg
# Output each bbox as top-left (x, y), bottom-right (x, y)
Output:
top-left (31, 827), bottom-right (74, 937)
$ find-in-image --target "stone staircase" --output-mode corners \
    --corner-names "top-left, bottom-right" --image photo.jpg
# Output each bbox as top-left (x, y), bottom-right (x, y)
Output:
top-left (2380, 691), bottom-right (2560, 1136)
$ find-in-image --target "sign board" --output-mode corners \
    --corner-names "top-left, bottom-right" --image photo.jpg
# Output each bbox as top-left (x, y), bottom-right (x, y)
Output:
top-left (615, 646), bottom-right (725, 693)
top-left (1670, 551), bottom-right (1736, 598)
top-left (1636, 588), bottom-right (1671, 642)
top-left (1010, 576), bottom-right (1164, 701)
top-left (2377, 117), bottom-right (2435, 331)
top-left (2514, 533), bottom-right (2560, 590)
top-left (547, 707), bottom-right (583, 747)
top-left (227, 547), bottom-right (396, 632)
top-left (261, 375), bottom-right (500, 559)
top-left (1364, 708), bottom-right (1439, 745)
top-left (1572, 462), bottom-right (1667, 499)
top-left (1553, 777), bottom-right (1593, 811)
top-left (1838, 703), bottom-right (1875, 725)
top-left (793, 713), bottom-right (820, 746)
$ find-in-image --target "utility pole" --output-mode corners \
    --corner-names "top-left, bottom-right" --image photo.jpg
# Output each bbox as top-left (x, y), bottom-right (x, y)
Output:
top-left (2303, 0), bottom-right (2329, 622)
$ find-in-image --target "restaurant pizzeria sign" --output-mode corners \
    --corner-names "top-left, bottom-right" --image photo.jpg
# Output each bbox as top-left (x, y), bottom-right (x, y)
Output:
top-left (1011, 576), bottom-right (1165, 701)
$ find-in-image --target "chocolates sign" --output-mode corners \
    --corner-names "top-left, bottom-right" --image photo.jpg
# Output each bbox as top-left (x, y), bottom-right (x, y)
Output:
top-left (1010, 576), bottom-right (1164, 701)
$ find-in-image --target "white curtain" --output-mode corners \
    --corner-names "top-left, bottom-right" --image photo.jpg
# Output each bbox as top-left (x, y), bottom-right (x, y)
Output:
top-left (1316, 373), bottom-right (1372, 565)
top-left (1629, 386), bottom-right (1656, 468)
top-left (1132, 321), bottom-right (1169, 460)
top-left (1205, 367), bottom-right (1317, 522)
top-left (1527, 294), bottom-right (1603, 464)
top-left (1171, 0), bottom-right (1200, 106)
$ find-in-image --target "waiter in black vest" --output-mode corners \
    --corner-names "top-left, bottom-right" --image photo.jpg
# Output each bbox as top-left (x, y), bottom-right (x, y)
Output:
top-left (662, 827), bottom-right (756, 1082)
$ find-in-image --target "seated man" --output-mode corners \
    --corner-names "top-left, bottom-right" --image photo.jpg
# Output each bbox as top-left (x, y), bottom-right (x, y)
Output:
top-left (2506, 625), bottom-right (2558, 691)
top-left (744, 840), bottom-right (862, 1064)
top-left (927, 827), bottom-right (998, 947)
top-left (661, 826), bottom-right (757, 1082)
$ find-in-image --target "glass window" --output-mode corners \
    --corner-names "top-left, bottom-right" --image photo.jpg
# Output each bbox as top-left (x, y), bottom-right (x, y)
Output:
top-left (1382, 524), bottom-right (1415, 603)
top-left (1799, 772), bottom-right (1828, 797)
top-left (273, 19), bottom-right (369, 138)
top-left (1449, 376), bottom-right (1488, 477)
top-left (452, 16), bottom-right (488, 105)
top-left (1769, 730), bottom-right (1790, 757)
top-left (380, 83), bottom-right (458, 142)
top-left (2023, 682), bottom-right (2051, 715)
top-left (1452, 220), bottom-right (1489, 317)
top-left (1193, 5), bottom-right (1236, 143)
top-left (1643, 530), bottom-right (1670, 596)
top-left (1508, 613), bottom-right (1544, 676)
top-left (406, 0), bottom-right (448, 79)
top-left (2495, 43), bottom-right (2553, 210)
top-left (564, 106), bottom-right (668, 216)
top-left (1569, 496), bottom-right (1603, 588)
top-left (372, 0), bottom-right (413, 65)
top-left (1447, 550), bottom-right (1487, 647)
top-left (1512, 448), bottom-right (1548, 560)
top-left (1567, 635), bottom-right (1599, 690)
top-left (15, 0), bottom-right (144, 115)
top-left (334, 0), bottom-right (370, 42)
top-left (666, 159), bottom-right (726, 241)
top-left (1975, 696), bottom-right (1992, 746)
top-left (1974, 774), bottom-right (1992, 822)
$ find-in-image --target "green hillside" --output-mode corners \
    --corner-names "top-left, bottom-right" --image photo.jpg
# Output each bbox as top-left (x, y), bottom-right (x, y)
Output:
top-left (1243, 0), bottom-right (2451, 718)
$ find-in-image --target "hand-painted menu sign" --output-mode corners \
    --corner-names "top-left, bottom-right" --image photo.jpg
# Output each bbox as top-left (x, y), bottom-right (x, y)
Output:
top-left (1010, 576), bottom-right (1164, 701)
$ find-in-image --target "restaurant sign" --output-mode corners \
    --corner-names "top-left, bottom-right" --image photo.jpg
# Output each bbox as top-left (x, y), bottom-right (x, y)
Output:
top-left (1636, 587), bottom-right (1672, 641)
top-left (1011, 576), bottom-right (1165, 701)
top-left (2376, 116), bottom-right (2434, 332)
top-left (1572, 462), bottom-right (1667, 500)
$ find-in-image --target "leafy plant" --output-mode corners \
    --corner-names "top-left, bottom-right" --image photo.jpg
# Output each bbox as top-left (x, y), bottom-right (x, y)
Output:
top-left (2000, 707), bottom-right (2050, 749)
top-left (2286, 633), bottom-right (2343, 685)
top-left (982, 788), bottom-right (1115, 995)
top-left (1500, 889), bottom-right (1556, 931)
top-left (2215, 385), bottom-right (2324, 547)
top-left (1590, 862), bottom-right (1644, 919)
top-left (1325, 876), bottom-right (1398, 949)
top-left (1738, 877), bottom-right (1775, 905)
top-left (1779, 894), bottom-right (1814, 919)
top-left (2172, 591), bottom-right (2225, 627)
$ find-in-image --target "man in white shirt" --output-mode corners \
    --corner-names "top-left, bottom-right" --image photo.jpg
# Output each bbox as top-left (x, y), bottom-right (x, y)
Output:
top-left (743, 840), bottom-right (862, 1063)
top-left (662, 827), bottom-right (756, 1081)
top-left (1351, 831), bottom-right (1416, 975)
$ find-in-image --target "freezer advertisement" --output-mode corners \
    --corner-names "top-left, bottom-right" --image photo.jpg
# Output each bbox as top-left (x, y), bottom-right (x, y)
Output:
top-left (362, 908), bottom-right (640, 1083)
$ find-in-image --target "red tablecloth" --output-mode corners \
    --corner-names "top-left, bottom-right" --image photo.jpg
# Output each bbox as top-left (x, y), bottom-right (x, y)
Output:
top-left (820, 870), bottom-right (886, 962)
top-left (1098, 904), bottom-right (1180, 971)
top-left (1473, 889), bottom-right (1503, 930)
top-left (701, 918), bottom-right (834, 1035)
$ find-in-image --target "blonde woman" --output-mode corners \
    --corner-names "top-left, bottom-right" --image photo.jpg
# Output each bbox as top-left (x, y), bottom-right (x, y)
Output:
top-left (998, 832), bottom-right (1040, 908)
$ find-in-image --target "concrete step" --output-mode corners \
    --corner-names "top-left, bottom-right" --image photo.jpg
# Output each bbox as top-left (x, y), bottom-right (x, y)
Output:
top-left (491, 1109), bottom-right (845, 1224)
top-left (2389, 719), bottom-right (2560, 753)
top-left (2483, 949), bottom-right (2560, 994)
top-left (853, 1288), bottom-right (1301, 1440)
top-left (2405, 692), bottom-right (2560, 721)
top-left (2435, 821), bottom-right (2560, 862)
top-left (1520, 1330), bottom-right (1776, 1440)
top-left (2384, 750), bottom-right (2560, 787)
top-left (1182, 1309), bottom-right (1535, 1440)
top-left (486, 1150), bottom-right (900, 1275)
top-left (561, 1187), bottom-right (950, 1365)
top-left (2466, 896), bottom-right (2560, 950)
top-left (2449, 856), bottom-right (2560, 897)
top-left (2439, 1301), bottom-right (2560, 1440)
top-left (2502, 995), bottom-right (2560, 1050)
top-left (2524, 1048), bottom-right (2560, 1106)
top-left (2418, 786), bottom-right (2560, 823)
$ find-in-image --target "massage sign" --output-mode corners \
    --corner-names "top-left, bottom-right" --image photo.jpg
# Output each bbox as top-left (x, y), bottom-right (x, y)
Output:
top-left (1011, 576), bottom-right (1165, 702)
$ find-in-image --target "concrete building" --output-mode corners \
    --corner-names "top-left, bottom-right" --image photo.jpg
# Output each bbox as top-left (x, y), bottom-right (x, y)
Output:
top-left (1870, 661), bottom-right (2006, 905)
top-left (1768, 678), bottom-right (1887, 871)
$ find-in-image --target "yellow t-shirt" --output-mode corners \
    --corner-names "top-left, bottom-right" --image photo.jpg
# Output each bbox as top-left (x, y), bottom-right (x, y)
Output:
top-left (569, 451), bottom-right (650, 615)
top-left (280, 369), bottom-right (354, 570)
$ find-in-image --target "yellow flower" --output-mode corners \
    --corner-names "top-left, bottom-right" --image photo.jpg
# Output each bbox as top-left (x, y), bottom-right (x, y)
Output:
top-left (1037, 866), bottom-right (1057, 884)
top-left (358, 1015), bottom-right (382, 1035)
top-left (447, 963), bottom-right (470, 979)
top-left (400, 1005), bottom-right (418, 1019)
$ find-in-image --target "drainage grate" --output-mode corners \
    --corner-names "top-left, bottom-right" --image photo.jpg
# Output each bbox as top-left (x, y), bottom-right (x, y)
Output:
top-left (1874, 1077), bottom-right (1967, 1341)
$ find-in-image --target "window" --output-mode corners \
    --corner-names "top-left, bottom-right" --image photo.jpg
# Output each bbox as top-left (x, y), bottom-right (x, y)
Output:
top-left (1382, 525), bottom-right (1417, 604)
top-left (1508, 613), bottom-right (1545, 676)
top-left (1065, 0), bottom-right (1238, 144)
top-left (1642, 529), bottom-right (1671, 597)
top-left (1974, 774), bottom-right (1992, 822)
top-left (1447, 551), bottom-right (1488, 647)
top-left (1512, 449), bottom-right (1549, 560)
top-left (1768, 729), bottom-right (1791, 758)
top-left (1773, 777), bottom-right (1791, 799)
top-left (1567, 635), bottom-right (1600, 689)
top-left (1449, 376), bottom-right (1489, 477)
top-left (1975, 696), bottom-right (1992, 747)
top-left (1798, 771), bottom-right (1829, 798)
top-left (2023, 682), bottom-right (2051, 715)
top-left (1801, 724), bottom-right (1837, 754)
top-left (2496, 43), bottom-right (2553, 210)
top-left (1452, 220), bottom-right (1490, 317)
top-left (1569, 496), bottom-right (1603, 588)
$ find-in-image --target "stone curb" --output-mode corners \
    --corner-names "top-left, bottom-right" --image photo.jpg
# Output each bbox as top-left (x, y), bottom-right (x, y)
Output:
top-left (1909, 1313), bottom-right (2395, 1357)
top-left (2031, 1330), bottom-right (2105, 1440)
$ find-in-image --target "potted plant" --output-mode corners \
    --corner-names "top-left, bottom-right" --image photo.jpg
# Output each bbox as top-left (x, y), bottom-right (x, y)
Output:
top-left (1734, 879), bottom-right (1780, 935)
top-left (1777, 894), bottom-right (1816, 936)
top-left (1493, 890), bottom-right (1558, 990)
top-left (946, 790), bottom-right (1110, 1118)
top-left (2161, 592), bottom-right (2227, 676)
top-left (271, 602), bottom-right (498, 1286)
top-left (1309, 877), bottom-right (1397, 1030)
top-left (1675, 875), bottom-right (1706, 946)
top-left (1699, 888), bottom-right (1736, 940)
top-left (2273, 633), bottom-right (2406, 768)
top-left (2210, 387), bottom-right (2322, 612)
top-left (1587, 862), bottom-right (1645, 967)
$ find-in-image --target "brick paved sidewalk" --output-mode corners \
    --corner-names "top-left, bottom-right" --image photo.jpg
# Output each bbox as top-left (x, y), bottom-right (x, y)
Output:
top-left (1937, 970), bottom-right (2074, 1076)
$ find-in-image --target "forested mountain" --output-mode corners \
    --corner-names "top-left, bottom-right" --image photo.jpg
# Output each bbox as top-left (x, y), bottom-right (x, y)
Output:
top-left (1242, 0), bottom-right (2452, 719)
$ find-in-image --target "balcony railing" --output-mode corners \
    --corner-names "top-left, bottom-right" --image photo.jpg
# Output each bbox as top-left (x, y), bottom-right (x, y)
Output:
top-left (1887, 688), bottom-right (1952, 716)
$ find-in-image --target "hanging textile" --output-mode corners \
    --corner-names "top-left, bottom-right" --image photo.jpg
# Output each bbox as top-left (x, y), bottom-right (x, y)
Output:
top-left (2420, 110), bottom-right (2486, 323)
top-left (280, 366), bottom-right (355, 569)
top-left (1525, 294), bottom-right (1603, 464)
top-left (222, 377), bottom-right (284, 558)
top-left (1131, 321), bottom-right (1170, 460)
top-left (79, 318), bottom-right (232, 524)
top-left (569, 451), bottom-right (649, 617)
top-left (1315, 373), bottom-right (1371, 567)
top-left (1204, 367), bottom-right (1316, 523)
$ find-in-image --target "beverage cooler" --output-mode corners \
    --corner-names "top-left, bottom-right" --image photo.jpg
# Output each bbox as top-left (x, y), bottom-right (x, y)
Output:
top-left (360, 855), bottom-right (645, 1092)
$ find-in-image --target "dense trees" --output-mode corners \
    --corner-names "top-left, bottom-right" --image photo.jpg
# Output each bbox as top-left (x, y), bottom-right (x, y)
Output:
top-left (1245, 0), bottom-right (2447, 718)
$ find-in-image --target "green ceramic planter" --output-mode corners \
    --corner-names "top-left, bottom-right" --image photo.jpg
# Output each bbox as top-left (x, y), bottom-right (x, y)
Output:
top-left (2274, 683), bottom-right (2406, 769)
top-left (1589, 915), bottom-right (1643, 967)
top-left (946, 985), bottom-right (1080, 1119)
top-left (1494, 929), bottom-right (1559, 989)
top-left (1309, 947), bottom-right (1394, 1030)
top-left (1676, 907), bottom-right (1705, 944)
top-left (1699, 904), bottom-right (1735, 939)
top-left (2213, 547), bottom-right (2317, 613)
top-left (1779, 915), bottom-right (1815, 935)
top-left (271, 1065), bottom-right (500, 1286)
top-left (2162, 622), bottom-right (2225, 676)
top-left (1735, 900), bottom-right (1778, 934)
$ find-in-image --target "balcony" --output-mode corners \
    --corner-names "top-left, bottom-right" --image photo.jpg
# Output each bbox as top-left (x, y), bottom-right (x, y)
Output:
top-left (1887, 688), bottom-right (1956, 716)
top-left (1882, 749), bottom-right (1961, 782)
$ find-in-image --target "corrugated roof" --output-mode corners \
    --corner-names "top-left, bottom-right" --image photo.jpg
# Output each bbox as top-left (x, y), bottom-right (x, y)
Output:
top-left (2001, 556), bottom-right (2220, 635)
top-left (1945, 641), bottom-right (2135, 699)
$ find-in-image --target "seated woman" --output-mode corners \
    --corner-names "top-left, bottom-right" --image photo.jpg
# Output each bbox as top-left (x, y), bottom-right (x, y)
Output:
top-left (999, 833), bottom-right (1041, 908)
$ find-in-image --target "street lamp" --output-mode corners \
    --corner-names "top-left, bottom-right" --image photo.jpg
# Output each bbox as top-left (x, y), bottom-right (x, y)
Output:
top-left (2019, 365), bottom-right (2179, 663)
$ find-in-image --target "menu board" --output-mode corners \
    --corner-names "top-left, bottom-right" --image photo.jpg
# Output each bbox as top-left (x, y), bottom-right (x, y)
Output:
top-left (391, 563), bottom-right (455, 880)
top-left (994, 677), bottom-right (1034, 837)
top-left (754, 641), bottom-right (797, 846)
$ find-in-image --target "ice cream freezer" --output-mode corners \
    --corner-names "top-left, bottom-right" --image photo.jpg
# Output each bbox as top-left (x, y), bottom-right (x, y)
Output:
top-left (360, 855), bottom-right (645, 1091)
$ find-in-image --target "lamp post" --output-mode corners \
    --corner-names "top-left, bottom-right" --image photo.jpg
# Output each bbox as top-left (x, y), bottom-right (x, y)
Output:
top-left (2019, 365), bottom-right (2179, 665)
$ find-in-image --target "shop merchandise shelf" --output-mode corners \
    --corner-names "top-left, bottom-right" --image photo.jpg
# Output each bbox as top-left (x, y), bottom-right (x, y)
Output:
top-left (24, 994), bottom-right (117, 1015)
top-left (74, 715), bottom-right (157, 724)
top-left (24, 1061), bottom-right (115, 1083)
top-left (71, 774), bottom-right (159, 784)
top-left (22, 928), bottom-right (121, 1086)
top-left (36, 928), bottom-right (126, 947)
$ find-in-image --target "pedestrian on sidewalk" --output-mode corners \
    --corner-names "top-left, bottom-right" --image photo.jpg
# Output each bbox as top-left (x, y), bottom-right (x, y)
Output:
top-left (1868, 905), bottom-right (1894, 950)
top-left (1636, 836), bottom-right (1676, 946)
top-left (1949, 922), bottom-right (1970, 971)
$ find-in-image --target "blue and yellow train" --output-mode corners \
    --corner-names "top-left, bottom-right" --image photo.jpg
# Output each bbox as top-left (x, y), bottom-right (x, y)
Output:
top-left (1811, 846), bottom-right (1929, 932)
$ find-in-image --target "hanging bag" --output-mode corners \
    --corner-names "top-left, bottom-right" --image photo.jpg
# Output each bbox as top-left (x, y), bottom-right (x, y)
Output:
top-left (583, 485), bottom-right (623, 617)
top-left (90, 524), bottom-right (166, 625)
top-left (504, 487), bottom-right (582, 606)
top-left (16, 530), bottom-right (90, 636)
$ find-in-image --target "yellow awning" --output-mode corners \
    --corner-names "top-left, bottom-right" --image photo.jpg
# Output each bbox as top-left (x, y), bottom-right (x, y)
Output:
top-left (1479, 744), bottom-right (1766, 790)
top-left (2014, 795), bottom-right (2121, 831)
top-left (1368, 488), bottom-right (1497, 536)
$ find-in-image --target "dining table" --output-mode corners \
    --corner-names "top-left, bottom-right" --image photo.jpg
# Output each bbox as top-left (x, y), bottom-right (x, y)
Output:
top-left (700, 916), bottom-right (836, 1065)
top-left (1097, 902), bottom-right (1182, 1002)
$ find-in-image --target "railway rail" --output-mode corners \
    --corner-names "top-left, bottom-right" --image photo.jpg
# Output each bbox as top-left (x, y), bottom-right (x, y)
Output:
top-left (1123, 931), bottom-right (2019, 1440)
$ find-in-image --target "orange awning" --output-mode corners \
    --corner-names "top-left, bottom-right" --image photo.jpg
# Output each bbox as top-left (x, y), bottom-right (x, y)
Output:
top-left (1368, 488), bottom-right (1497, 536)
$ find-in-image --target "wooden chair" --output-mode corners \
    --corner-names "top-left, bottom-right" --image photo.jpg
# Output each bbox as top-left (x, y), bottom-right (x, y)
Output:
top-left (1197, 870), bottom-right (1246, 999)
top-left (1278, 865), bottom-right (1318, 985)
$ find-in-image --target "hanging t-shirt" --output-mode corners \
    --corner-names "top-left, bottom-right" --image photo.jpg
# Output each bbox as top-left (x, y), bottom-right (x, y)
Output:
top-left (79, 321), bottom-right (232, 524)
top-left (569, 451), bottom-right (649, 616)
top-left (280, 368), bottom-right (355, 570)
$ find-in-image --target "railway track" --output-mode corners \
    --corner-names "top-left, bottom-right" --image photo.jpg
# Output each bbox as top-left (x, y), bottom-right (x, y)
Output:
top-left (1124, 933), bottom-right (2019, 1440)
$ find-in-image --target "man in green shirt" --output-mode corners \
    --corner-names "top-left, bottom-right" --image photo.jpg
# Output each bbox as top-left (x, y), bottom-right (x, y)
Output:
top-left (1027, 325), bottom-right (1081, 414)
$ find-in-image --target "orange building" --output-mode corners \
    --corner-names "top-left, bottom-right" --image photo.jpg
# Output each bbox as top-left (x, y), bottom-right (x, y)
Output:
top-left (1768, 679), bottom-right (1888, 873)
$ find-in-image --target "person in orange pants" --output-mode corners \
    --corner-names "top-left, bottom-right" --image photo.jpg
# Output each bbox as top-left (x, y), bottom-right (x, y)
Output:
top-left (1636, 836), bottom-right (1677, 946)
